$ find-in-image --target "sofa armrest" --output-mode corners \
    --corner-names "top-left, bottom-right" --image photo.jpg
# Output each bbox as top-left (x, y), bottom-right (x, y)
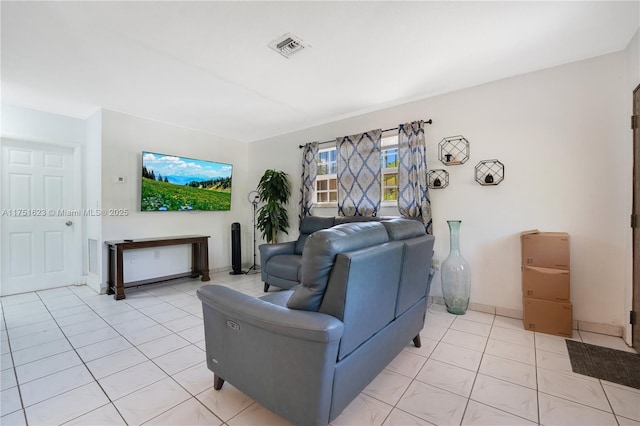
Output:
top-left (259, 241), bottom-right (296, 283)
top-left (197, 284), bottom-right (342, 425)
top-left (259, 241), bottom-right (296, 265)
top-left (197, 285), bottom-right (343, 342)
top-left (259, 241), bottom-right (296, 258)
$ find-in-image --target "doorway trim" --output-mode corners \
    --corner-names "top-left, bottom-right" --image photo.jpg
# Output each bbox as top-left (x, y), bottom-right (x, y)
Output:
top-left (632, 83), bottom-right (640, 350)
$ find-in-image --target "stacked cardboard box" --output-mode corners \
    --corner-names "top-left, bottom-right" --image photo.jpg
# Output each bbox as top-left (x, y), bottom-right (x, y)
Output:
top-left (521, 230), bottom-right (572, 337)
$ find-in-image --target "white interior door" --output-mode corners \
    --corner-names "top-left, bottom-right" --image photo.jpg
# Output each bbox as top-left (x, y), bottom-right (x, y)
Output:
top-left (1, 140), bottom-right (77, 296)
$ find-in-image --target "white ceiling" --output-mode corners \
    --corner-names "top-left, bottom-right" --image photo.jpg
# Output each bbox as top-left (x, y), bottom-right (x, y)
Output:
top-left (2, 1), bottom-right (638, 143)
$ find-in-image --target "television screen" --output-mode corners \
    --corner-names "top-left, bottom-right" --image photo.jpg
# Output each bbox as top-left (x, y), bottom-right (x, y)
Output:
top-left (141, 151), bottom-right (232, 211)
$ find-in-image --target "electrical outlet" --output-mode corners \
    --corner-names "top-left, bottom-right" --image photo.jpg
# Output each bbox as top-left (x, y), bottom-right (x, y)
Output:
top-left (154, 250), bottom-right (160, 259)
top-left (131, 255), bottom-right (137, 264)
top-left (431, 259), bottom-right (440, 271)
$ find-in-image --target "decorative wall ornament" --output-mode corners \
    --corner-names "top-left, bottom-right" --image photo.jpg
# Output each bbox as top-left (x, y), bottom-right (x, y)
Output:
top-left (427, 169), bottom-right (449, 189)
top-left (439, 136), bottom-right (470, 165)
top-left (475, 160), bottom-right (505, 186)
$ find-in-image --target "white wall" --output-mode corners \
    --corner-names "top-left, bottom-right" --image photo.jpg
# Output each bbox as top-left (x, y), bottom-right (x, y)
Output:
top-left (248, 52), bottom-right (630, 330)
top-left (84, 110), bottom-right (102, 293)
top-left (100, 110), bottom-right (252, 285)
top-left (624, 29), bottom-right (639, 343)
top-left (626, 30), bottom-right (639, 89)
top-left (1, 105), bottom-right (86, 146)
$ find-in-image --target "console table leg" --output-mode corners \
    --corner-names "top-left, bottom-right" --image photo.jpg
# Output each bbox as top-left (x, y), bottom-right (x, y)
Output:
top-left (201, 241), bottom-right (210, 282)
top-left (114, 247), bottom-right (126, 300)
top-left (190, 243), bottom-right (200, 278)
top-left (107, 246), bottom-right (115, 295)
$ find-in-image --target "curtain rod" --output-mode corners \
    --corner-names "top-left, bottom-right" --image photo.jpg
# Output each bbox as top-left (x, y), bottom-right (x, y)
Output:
top-left (298, 119), bottom-right (433, 149)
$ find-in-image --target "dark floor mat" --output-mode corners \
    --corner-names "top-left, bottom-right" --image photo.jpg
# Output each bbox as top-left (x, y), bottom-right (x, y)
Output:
top-left (565, 340), bottom-right (640, 389)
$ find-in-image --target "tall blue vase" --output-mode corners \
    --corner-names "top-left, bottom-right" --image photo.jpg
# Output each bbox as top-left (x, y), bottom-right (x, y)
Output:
top-left (441, 220), bottom-right (471, 315)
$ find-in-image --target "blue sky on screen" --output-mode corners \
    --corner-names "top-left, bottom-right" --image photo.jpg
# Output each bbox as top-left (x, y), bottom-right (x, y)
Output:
top-left (143, 152), bottom-right (232, 184)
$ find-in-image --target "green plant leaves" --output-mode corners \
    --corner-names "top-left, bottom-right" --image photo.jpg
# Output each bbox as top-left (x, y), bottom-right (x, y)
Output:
top-left (257, 169), bottom-right (291, 204)
top-left (255, 170), bottom-right (291, 243)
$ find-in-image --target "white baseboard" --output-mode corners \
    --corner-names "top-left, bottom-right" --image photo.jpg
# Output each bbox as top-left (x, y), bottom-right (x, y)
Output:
top-left (427, 297), bottom-right (624, 338)
top-left (576, 320), bottom-right (623, 337)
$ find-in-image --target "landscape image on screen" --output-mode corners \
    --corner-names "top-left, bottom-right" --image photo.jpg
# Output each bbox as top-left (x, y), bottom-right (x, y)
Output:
top-left (141, 151), bottom-right (232, 211)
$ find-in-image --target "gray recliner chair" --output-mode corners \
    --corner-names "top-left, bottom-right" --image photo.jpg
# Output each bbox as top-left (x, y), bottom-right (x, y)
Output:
top-left (197, 219), bottom-right (435, 425)
top-left (259, 215), bottom-right (407, 292)
top-left (259, 216), bottom-right (334, 292)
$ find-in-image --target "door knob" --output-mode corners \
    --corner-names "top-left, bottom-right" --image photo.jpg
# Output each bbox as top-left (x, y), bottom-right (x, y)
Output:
top-left (66, 221), bottom-right (73, 226)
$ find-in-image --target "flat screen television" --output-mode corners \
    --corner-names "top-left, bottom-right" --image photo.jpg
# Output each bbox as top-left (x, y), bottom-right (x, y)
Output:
top-left (141, 151), bottom-right (232, 211)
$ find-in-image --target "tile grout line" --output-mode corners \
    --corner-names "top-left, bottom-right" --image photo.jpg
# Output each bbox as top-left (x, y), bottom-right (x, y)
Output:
top-left (1, 280), bottom-right (223, 424)
top-left (534, 332), bottom-right (541, 425)
top-left (111, 285), bottom-right (224, 424)
top-left (6, 288), bottom-right (181, 424)
top-left (438, 309), bottom-right (542, 426)
top-left (33, 289), bottom-right (130, 426)
top-left (3, 291), bottom-right (100, 422)
top-left (535, 330), bottom-right (627, 424)
top-left (375, 301), bottom-right (447, 425)
top-left (592, 359), bottom-right (621, 423)
top-left (12, 284), bottom-right (214, 425)
top-left (458, 309), bottom-right (496, 425)
top-left (72, 288), bottom-right (209, 425)
top-left (85, 285), bottom-right (221, 425)
top-left (0, 300), bottom-right (28, 424)
top-left (425, 307), bottom-right (543, 426)
top-left (5, 280), bottom-right (636, 426)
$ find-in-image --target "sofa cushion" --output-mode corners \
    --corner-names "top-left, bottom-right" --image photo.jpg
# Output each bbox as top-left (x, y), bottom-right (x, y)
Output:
top-left (300, 216), bottom-right (336, 234)
top-left (382, 218), bottom-right (426, 240)
top-left (321, 242), bottom-right (404, 360)
top-left (294, 216), bottom-right (336, 255)
top-left (333, 215), bottom-right (380, 225)
top-left (260, 289), bottom-right (295, 307)
top-left (395, 235), bottom-right (434, 316)
top-left (265, 255), bottom-right (303, 282)
top-left (287, 222), bottom-right (390, 312)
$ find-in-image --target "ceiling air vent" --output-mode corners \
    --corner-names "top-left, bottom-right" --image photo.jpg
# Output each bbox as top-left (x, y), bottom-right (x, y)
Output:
top-left (268, 33), bottom-right (307, 59)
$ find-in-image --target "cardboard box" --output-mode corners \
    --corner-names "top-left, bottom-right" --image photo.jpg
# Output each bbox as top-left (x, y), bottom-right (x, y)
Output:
top-left (522, 266), bottom-right (570, 302)
top-left (522, 297), bottom-right (572, 337)
top-left (521, 230), bottom-right (570, 270)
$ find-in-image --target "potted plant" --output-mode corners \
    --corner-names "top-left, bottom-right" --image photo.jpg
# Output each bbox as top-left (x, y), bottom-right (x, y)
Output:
top-left (256, 169), bottom-right (291, 243)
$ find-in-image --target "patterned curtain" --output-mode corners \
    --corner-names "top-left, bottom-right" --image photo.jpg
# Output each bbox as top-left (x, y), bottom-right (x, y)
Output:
top-left (336, 129), bottom-right (382, 216)
top-left (299, 142), bottom-right (319, 221)
top-left (398, 121), bottom-right (432, 234)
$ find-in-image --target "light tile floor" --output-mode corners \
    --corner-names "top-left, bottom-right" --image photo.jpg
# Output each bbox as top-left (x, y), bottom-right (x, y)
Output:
top-left (1, 272), bottom-right (639, 426)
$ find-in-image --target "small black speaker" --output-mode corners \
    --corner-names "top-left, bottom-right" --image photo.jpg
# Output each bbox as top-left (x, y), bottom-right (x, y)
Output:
top-left (230, 222), bottom-right (244, 275)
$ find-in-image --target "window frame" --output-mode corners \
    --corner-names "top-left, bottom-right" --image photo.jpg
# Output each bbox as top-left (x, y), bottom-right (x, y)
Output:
top-left (380, 135), bottom-right (399, 207)
top-left (314, 147), bottom-right (338, 207)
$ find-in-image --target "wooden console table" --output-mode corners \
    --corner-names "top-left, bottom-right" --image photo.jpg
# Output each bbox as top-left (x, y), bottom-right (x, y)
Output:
top-left (106, 235), bottom-right (210, 300)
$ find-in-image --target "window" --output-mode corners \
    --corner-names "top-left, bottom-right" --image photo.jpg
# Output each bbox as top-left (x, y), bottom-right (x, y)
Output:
top-left (316, 177), bottom-right (337, 203)
top-left (316, 148), bottom-right (338, 204)
top-left (381, 136), bottom-right (399, 203)
top-left (314, 136), bottom-right (398, 205)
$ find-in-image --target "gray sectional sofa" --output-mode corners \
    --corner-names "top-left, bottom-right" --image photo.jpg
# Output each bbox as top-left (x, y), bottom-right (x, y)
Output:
top-left (197, 218), bottom-right (435, 425)
top-left (259, 215), bottom-right (416, 292)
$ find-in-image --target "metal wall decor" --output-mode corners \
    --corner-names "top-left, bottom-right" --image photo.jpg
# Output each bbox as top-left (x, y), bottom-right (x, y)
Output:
top-left (475, 160), bottom-right (504, 186)
top-left (439, 136), bottom-right (469, 166)
top-left (427, 169), bottom-right (449, 189)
